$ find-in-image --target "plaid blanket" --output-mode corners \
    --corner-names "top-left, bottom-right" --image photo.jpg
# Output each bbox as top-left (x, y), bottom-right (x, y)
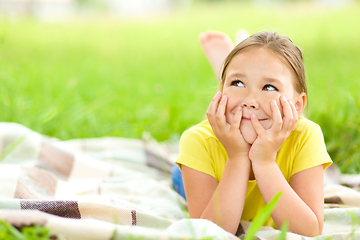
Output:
top-left (0, 122), bottom-right (359, 240)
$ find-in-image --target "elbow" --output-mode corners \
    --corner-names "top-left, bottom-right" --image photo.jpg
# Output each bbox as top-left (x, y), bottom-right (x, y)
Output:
top-left (289, 218), bottom-right (323, 237)
top-left (199, 215), bottom-right (239, 236)
top-left (291, 227), bottom-right (320, 238)
top-left (300, 226), bottom-right (323, 237)
top-left (303, 229), bottom-right (322, 238)
top-left (306, 217), bottom-right (323, 237)
top-left (302, 228), bottom-right (321, 238)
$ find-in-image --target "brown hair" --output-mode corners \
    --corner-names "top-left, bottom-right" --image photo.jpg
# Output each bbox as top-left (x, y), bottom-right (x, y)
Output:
top-left (220, 31), bottom-right (307, 95)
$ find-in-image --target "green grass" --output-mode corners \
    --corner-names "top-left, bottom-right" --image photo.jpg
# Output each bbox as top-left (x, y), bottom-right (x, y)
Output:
top-left (0, 219), bottom-right (55, 239)
top-left (1, 2), bottom-right (360, 173)
top-left (243, 192), bottom-right (285, 240)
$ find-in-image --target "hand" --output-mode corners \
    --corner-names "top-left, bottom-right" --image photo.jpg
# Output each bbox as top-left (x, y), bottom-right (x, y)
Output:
top-left (206, 92), bottom-right (251, 159)
top-left (249, 96), bottom-right (298, 165)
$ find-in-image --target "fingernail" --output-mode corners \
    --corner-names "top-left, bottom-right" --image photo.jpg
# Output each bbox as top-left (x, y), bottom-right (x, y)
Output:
top-left (272, 100), bottom-right (277, 106)
top-left (221, 95), bottom-right (226, 101)
top-left (214, 91), bottom-right (220, 99)
top-left (251, 113), bottom-right (256, 119)
top-left (281, 96), bottom-right (287, 101)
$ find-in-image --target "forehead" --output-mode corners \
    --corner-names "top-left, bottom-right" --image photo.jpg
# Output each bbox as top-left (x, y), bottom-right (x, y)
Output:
top-left (228, 47), bottom-right (289, 71)
top-left (223, 47), bottom-right (297, 89)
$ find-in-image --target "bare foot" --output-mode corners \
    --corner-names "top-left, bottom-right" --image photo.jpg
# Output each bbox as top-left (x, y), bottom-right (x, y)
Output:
top-left (199, 31), bottom-right (234, 82)
top-left (235, 29), bottom-right (250, 45)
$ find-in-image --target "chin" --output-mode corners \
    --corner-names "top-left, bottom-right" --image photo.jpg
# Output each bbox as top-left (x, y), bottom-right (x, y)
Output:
top-left (240, 125), bottom-right (258, 145)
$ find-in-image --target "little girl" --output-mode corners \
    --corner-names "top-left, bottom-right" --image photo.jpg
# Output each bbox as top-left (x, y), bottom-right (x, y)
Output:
top-left (175, 31), bottom-right (332, 237)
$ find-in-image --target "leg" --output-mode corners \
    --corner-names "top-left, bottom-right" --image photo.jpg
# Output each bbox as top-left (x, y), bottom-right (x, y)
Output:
top-left (199, 31), bottom-right (234, 82)
top-left (171, 164), bottom-right (186, 200)
top-left (199, 29), bottom-right (249, 83)
top-left (235, 29), bottom-right (250, 45)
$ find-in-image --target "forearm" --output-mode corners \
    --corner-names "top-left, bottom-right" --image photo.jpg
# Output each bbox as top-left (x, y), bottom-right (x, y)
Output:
top-left (252, 162), bottom-right (321, 237)
top-left (201, 157), bottom-right (250, 234)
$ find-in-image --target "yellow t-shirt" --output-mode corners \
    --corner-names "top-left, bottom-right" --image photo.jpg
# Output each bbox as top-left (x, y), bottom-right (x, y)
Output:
top-left (176, 117), bottom-right (332, 228)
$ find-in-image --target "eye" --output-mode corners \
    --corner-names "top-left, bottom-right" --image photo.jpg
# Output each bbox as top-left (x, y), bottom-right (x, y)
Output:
top-left (263, 84), bottom-right (278, 91)
top-left (231, 80), bottom-right (245, 87)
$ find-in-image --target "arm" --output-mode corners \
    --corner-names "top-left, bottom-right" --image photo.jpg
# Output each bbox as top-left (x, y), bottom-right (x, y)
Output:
top-left (252, 163), bottom-right (324, 236)
top-left (250, 96), bottom-right (324, 236)
top-left (182, 92), bottom-right (251, 234)
top-left (182, 157), bottom-right (250, 234)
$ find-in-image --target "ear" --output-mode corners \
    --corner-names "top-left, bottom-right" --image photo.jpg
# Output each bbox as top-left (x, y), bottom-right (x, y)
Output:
top-left (295, 92), bottom-right (307, 117)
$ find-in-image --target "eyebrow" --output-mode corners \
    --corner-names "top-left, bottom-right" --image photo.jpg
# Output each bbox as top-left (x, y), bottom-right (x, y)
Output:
top-left (263, 77), bottom-right (282, 84)
top-left (226, 73), bottom-right (246, 79)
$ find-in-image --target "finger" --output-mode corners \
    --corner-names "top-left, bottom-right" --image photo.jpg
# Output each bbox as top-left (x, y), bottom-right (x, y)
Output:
top-left (270, 100), bottom-right (282, 132)
top-left (280, 96), bottom-right (292, 119)
top-left (216, 95), bottom-right (229, 131)
top-left (280, 96), bottom-right (295, 132)
top-left (206, 91), bottom-right (222, 130)
top-left (287, 100), bottom-right (298, 130)
top-left (230, 106), bottom-right (242, 132)
top-left (251, 113), bottom-right (266, 136)
top-left (289, 100), bottom-right (298, 120)
top-left (207, 91), bottom-right (222, 115)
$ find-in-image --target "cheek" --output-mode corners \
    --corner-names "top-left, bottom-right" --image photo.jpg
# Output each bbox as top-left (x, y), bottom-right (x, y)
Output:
top-left (224, 104), bottom-right (233, 124)
top-left (262, 94), bottom-right (288, 118)
top-left (261, 97), bottom-right (279, 117)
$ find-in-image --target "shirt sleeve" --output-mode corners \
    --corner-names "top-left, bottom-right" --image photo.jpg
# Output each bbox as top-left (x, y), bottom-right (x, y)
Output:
top-left (175, 128), bottom-right (216, 178)
top-left (291, 122), bottom-right (333, 175)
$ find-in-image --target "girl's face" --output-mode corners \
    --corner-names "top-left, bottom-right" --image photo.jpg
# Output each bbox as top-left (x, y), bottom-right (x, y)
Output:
top-left (222, 47), bottom-right (303, 144)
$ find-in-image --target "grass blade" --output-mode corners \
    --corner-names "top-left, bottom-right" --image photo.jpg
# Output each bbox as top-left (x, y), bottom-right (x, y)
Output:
top-left (244, 191), bottom-right (282, 240)
top-left (276, 220), bottom-right (288, 240)
top-left (0, 219), bottom-right (27, 240)
top-left (0, 135), bottom-right (26, 161)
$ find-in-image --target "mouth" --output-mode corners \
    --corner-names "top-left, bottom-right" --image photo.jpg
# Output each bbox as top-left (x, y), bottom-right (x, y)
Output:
top-left (242, 117), bottom-right (269, 122)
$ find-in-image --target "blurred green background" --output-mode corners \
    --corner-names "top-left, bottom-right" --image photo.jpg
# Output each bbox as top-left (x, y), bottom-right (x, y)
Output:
top-left (0, 1), bottom-right (360, 173)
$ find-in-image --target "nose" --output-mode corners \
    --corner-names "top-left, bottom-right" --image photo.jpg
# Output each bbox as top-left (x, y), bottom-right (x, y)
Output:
top-left (241, 95), bottom-right (259, 109)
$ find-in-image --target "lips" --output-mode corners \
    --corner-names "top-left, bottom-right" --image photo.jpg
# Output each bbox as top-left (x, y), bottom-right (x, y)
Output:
top-left (242, 116), bottom-right (268, 122)
top-left (229, 110), bottom-right (269, 123)
top-left (241, 117), bottom-right (252, 122)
